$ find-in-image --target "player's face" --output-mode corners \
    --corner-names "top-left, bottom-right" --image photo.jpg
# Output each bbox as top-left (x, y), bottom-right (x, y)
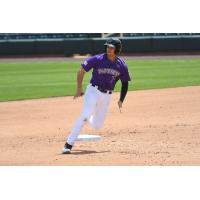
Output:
top-left (106, 46), bottom-right (116, 57)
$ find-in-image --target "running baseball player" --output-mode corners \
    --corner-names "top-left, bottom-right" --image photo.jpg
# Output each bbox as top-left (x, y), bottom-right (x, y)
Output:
top-left (63, 38), bottom-right (131, 154)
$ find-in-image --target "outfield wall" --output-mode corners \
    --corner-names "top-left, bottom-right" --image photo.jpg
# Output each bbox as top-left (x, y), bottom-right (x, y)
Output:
top-left (0, 36), bottom-right (200, 56)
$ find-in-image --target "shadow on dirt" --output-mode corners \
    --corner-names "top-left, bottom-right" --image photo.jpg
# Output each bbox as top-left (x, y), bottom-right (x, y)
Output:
top-left (71, 150), bottom-right (110, 155)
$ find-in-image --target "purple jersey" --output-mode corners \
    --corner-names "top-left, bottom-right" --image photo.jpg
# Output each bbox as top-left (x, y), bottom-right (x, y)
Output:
top-left (81, 53), bottom-right (131, 91)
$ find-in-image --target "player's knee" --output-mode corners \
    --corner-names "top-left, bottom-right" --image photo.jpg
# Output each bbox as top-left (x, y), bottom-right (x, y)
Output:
top-left (81, 112), bottom-right (93, 123)
top-left (83, 118), bottom-right (88, 122)
top-left (82, 115), bottom-right (90, 123)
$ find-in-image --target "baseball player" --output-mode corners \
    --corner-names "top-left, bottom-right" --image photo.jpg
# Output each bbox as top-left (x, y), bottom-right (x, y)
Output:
top-left (63, 38), bottom-right (131, 154)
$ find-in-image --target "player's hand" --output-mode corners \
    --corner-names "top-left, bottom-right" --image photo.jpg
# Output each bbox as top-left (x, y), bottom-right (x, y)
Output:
top-left (74, 89), bottom-right (84, 99)
top-left (118, 100), bottom-right (123, 113)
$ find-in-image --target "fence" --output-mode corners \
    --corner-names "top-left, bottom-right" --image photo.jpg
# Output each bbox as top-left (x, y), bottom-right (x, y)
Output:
top-left (0, 35), bottom-right (200, 56)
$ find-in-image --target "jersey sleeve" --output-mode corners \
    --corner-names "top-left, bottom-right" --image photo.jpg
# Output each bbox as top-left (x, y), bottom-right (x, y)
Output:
top-left (119, 63), bottom-right (131, 82)
top-left (81, 55), bottom-right (98, 72)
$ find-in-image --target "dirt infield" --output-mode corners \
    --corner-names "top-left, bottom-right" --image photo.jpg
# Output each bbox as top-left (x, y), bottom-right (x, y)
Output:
top-left (0, 86), bottom-right (200, 165)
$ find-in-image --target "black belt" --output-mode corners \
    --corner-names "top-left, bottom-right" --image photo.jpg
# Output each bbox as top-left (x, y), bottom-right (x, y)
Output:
top-left (91, 84), bottom-right (112, 94)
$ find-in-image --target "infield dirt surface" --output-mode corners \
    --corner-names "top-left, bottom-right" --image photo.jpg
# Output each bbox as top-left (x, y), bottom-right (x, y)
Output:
top-left (0, 86), bottom-right (200, 165)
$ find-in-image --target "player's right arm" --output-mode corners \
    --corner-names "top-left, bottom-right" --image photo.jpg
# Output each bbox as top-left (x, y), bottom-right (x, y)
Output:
top-left (74, 67), bottom-right (86, 99)
top-left (74, 55), bottom-right (97, 99)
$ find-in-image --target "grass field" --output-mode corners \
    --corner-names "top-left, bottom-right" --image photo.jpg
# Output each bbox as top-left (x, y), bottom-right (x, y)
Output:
top-left (0, 59), bottom-right (200, 101)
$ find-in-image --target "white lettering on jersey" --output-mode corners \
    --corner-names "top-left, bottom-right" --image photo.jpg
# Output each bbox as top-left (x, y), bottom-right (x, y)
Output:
top-left (98, 68), bottom-right (120, 77)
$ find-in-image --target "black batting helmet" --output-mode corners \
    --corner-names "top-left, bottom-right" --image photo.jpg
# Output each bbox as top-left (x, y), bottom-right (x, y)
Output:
top-left (104, 38), bottom-right (122, 54)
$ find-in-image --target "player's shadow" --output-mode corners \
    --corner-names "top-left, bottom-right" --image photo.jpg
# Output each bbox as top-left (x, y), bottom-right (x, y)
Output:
top-left (70, 150), bottom-right (110, 155)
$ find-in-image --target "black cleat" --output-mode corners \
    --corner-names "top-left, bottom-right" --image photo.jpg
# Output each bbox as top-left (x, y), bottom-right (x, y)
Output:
top-left (62, 142), bottom-right (73, 154)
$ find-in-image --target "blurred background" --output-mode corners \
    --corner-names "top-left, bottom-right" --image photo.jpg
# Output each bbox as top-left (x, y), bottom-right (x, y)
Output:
top-left (0, 33), bottom-right (200, 57)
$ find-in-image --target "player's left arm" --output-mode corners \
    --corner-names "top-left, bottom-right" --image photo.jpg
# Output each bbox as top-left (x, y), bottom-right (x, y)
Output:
top-left (119, 81), bottom-right (128, 104)
top-left (118, 81), bottom-right (129, 108)
top-left (118, 63), bottom-right (131, 110)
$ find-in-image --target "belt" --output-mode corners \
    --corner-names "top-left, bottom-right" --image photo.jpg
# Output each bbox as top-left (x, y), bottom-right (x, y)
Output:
top-left (91, 84), bottom-right (112, 94)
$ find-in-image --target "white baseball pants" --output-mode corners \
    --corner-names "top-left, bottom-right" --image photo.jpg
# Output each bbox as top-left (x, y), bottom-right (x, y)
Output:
top-left (67, 84), bottom-right (112, 145)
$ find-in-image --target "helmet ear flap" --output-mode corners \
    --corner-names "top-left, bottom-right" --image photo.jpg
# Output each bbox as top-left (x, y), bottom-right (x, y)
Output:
top-left (105, 45), bottom-right (107, 53)
top-left (114, 44), bottom-right (122, 54)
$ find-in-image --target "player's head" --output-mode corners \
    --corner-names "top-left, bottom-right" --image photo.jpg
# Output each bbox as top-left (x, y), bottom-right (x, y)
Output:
top-left (104, 38), bottom-right (122, 56)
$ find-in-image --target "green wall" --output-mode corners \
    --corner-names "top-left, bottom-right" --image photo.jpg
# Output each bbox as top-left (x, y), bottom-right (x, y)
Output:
top-left (0, 36), bottom-right (200, 56)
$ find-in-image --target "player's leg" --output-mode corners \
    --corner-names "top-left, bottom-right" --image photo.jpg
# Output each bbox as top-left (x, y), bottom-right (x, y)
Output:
top-left (66, 85), bottom-right (98, 146)
top-left (89, 93), bottom-right (112, 130)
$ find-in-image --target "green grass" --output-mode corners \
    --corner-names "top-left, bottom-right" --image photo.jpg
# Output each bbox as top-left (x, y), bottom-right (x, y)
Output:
top-left (0, 59), bottom-right (200, 101)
